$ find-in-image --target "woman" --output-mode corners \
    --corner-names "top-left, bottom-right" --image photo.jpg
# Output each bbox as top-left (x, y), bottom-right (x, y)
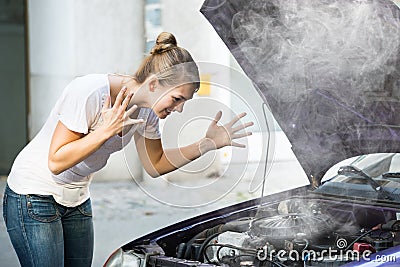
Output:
top-left (2, 32), bottom-right (252, 267)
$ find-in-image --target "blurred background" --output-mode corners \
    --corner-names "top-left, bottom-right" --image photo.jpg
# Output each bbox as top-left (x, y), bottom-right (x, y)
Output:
top-left (1, 0), bottom-right (399, 266)
top-left (0, 0), bottom-right (272, 184)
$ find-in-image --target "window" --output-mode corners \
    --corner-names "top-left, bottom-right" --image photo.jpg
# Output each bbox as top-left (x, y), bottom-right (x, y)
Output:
top-left (145, 0), bottom-right (162, 53)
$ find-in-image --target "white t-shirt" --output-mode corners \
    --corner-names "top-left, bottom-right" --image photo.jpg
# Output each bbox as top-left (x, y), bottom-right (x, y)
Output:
top-left (7, 74), bottom-right (161, 207)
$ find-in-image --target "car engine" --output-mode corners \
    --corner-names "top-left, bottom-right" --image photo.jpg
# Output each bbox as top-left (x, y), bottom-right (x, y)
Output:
top-left (172, 199), bottom-right (400, 267)
top-left (106, 196), bottom-right (400, 267)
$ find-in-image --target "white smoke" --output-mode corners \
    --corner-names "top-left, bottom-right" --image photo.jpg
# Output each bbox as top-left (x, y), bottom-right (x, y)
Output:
top-left (231, 0), bottom-right (400, 103)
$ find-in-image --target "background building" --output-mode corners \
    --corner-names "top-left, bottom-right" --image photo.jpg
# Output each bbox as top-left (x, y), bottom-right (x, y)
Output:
top-left (0, 0), bottom-right (272, 190)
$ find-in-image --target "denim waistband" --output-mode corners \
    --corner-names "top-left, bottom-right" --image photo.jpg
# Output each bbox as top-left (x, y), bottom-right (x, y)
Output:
top-left (5, 183), bottom-right (56, 200)
top-left (4, 183), bottom-right (19, 197)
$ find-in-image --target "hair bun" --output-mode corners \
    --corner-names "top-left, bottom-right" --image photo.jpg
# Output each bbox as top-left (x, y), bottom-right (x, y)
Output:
top-left (150, 32), bottom-right (178, 55)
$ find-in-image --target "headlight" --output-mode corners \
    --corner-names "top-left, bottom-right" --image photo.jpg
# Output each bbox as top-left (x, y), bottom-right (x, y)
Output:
top-left (103, 248), bottom-right (144, 267)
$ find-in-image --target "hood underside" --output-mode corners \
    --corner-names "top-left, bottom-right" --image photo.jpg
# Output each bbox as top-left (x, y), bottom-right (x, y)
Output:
top-left (201, 0), bottom-right (400, 183)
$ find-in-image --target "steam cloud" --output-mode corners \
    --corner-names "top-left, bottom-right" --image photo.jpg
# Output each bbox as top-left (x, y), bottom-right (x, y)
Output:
top-left (199, 0), bottom-right (400, 179)
top-left (231, 0), bottom-right (400, 103)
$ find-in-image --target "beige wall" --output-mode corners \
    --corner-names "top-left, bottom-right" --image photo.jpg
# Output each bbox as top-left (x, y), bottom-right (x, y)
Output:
top-left (28, 0), bottom-right (145, 180)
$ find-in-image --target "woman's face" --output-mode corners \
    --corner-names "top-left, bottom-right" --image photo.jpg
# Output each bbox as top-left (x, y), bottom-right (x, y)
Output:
top-left (152, 83), bottom-right (196, 119)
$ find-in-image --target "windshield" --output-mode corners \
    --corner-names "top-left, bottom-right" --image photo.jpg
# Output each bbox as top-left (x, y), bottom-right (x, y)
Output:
top-left (316, 153), bottom-right (400, 203)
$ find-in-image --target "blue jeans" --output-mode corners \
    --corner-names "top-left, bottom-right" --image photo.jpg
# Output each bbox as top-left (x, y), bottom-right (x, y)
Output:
top-left (2, 184), bottom-right (94, 267)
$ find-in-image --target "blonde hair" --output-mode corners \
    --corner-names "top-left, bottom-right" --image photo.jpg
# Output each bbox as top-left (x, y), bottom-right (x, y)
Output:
top-left (134, 32), bottom-right (200, 91)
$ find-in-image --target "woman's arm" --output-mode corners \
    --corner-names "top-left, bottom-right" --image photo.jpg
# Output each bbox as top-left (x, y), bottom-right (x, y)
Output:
top-left (48, 88), bottom-right (143, 175)
top-left (134, 133), bottom-right (215, 178)
top-left (48, 121), bottom-right (111, 175)
top-left (135, 111), bottom-right (253, 178)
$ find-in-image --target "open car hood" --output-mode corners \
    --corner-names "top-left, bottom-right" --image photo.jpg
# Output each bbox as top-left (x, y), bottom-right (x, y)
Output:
top-left (200, 0), bottom-right (400, 184)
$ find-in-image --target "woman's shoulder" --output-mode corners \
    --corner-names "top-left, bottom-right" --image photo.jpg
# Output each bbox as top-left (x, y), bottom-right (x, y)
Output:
top-left (55, 73), bottom-right (109, 111)
top-left (71, 73), bottom-right (108, 88)
top-left (64, 74), bottom-right (109, 97)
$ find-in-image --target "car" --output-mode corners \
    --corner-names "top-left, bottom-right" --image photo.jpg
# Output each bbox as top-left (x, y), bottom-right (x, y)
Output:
top-left (104, 0), bottom-right (400, 266)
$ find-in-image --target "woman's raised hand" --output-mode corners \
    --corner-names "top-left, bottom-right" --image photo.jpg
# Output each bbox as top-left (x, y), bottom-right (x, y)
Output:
top-left (204, 111), bottom-right (253, 149)
top-left (100, 87), bottom-right (144, 137)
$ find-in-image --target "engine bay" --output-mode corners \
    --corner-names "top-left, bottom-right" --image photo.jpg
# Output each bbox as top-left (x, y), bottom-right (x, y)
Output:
top-left (117, 194), bottom-right (400, 267)
top-left (176, 199), bottom-right (400, 266)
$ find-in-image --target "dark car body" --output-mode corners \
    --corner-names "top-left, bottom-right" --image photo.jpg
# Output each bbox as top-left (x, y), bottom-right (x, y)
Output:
top-left (104, 0), bottom-right (400, 266)
top-left (104, 183), bottom-right (400, 266)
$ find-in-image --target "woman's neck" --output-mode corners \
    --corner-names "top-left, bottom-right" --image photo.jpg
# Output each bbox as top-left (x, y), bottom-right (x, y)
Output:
top-left (108, 74), bottom-right (149, 108)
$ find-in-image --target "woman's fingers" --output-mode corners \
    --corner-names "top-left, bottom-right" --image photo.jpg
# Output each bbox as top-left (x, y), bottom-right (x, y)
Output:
top-left (123, 104), bottom-right (144, 126)
top-left (125, 118), bottom-right (145, 126)
top-left (119, 92), bottom-right (134, 115)
top-left (125, 104), bottom-right (139, 118)
top-left (213, 111), bottom-right (223, 125)
top-left (232, 121), bottom-right (254, 133)
top-left (227, 112), bottom-right (247, 127)
top-left (231, 141), bottom-right (246, 148)
top-left (114, 86), bottom-right (127, 108)
top-left (102, 95), bottom-right (111, 111)
top-left (226, 113), bottom-right (253, 142)
top-left (100, 87), bottom-right (144, 136)
top-left (232, 131), bottom-right (252, 139)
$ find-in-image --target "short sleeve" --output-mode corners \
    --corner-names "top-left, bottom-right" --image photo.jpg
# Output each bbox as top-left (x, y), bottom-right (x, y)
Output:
top-left (136, 108), bottom-right (161, 139)
top-left (56, 77), bottom-right (102, 134)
